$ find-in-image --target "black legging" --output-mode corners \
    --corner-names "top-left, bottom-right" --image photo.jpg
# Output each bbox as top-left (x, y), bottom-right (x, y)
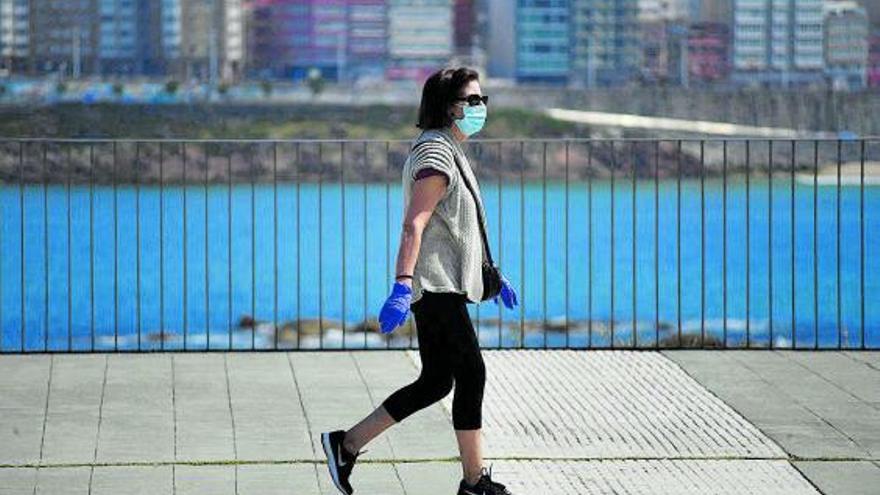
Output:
top-left (381, 290), bottom-right (486, 430)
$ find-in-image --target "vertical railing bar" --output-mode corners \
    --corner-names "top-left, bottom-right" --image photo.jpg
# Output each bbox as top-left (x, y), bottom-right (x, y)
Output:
top-left (631, 142), bottom-right (637, 349)
top-left (700, 140), bottom-right (705, 347)
top-left (183, 143), bottom-right (189, 350)
top-left (113, 141), bottom-right (118, 351)
top-left (341, 142), bottom-right (346, 350)
top-left (273, 143), bottom-right (279, 350)
top-left (135, 143), bottom-right (141, 351)
top-left (676, 139), bottom-right (681, 346)
top-left (67, 145), bottom-right (73, 352)
top-left (722, 140), bottom-right (728, 348)
top-left (768, 140), bottom-right (773, 348)
top-left (519, 141), bottom-right (525, 348)
top-left (227, 151), bottom-right (232, 350)
top-left (43, 142), bottom-right (49, 351)
top-left (654, 140), bottom-right (659, 349)
top-left (296, 143), bottom-right (302, 350)
top-left (89, 143), bottom-right (95, 352)
top-left (20, 141), bottom-right (25, 352)
top-left (542, 141), bottom-right (547, 349)
top-left (499, 141), bottom-right (504, 348)
top-left (813, 140), bottom-right (819, 349)
top-left (745, 140), bottom-right (751, 348)
top-left (385, 141), bottom-right (390, 350)
top-left (206, 144), bottom-right (211, 350)
top-left (610, 140), bottom-right (616, 348)
top-left (791, 140), bottom-right (796, 349)
top-left (250, 145), bottom-right (256, 351)
top-left (836, 139), bottom-right (842, 349)
top-left (587, 142), bottom-right (593, 348)
top-left (319, 143), bottom-right (324, 349)
top-left (860, 139), bottom-right (865, 350)
top-left (564, 140), bottom-right (570, 348)
top-left (1, 143), bottom-right (4, 352)
top-left (363, 141), bottom-right (368, 349)
top-left (160, 143), bottom-right (165, 351)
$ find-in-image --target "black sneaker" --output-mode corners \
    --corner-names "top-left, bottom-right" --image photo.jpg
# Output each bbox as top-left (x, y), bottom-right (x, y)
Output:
top-left (320, 430), bottom-right (366, 495)
top-left (456, 464), bottom-right (513, 495)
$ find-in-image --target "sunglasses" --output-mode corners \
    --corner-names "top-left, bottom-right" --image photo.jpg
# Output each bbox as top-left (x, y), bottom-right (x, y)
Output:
top-left (455, 94), bottom-right (488, 106)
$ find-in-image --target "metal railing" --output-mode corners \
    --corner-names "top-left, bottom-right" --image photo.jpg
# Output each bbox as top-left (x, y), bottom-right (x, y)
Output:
top-left (0, 138), bottom-right (876, 352)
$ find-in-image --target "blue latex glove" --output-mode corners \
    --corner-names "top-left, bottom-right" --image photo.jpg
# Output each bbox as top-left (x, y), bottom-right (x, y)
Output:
top-left (378, 281), bottom-right (413, 334)
top-left (493, 272), bottom-right (518, 309)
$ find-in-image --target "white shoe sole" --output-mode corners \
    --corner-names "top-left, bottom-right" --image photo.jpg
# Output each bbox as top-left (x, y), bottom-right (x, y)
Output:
top-left (321, 432), bottom-right (348, 495)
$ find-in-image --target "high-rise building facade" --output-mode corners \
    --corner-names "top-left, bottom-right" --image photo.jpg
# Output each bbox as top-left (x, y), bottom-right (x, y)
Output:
top-left (516, 0), bottom-right (570, 84)
top-left (869, 29), bottom-right (880, 87)
top-left (348, 0), bottom-right (387, 80)
top-left (174, 0), bottom-right (244, 81)
top-left (248, 0), bottom-right (347, 80)
top-left (823, 0), bottom-right (868, 89)
top-left (688, 21), bottom-right (729, 83)
top-left (0, 0), bottom-right (29, 74)
top-left (387, 0), bottom-right (453, 80)
top-left (732, 0), bottom-right (824, 86)
top-left (571, 0), bottom-right (640, 87)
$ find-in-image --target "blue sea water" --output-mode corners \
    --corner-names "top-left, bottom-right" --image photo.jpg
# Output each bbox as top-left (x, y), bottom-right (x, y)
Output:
top-left (1, 177), bottom-right (878, 351)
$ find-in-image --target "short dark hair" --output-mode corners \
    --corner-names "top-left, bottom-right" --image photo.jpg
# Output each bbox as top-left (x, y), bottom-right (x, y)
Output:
top-left (416, 67), bottom-right (480, 130)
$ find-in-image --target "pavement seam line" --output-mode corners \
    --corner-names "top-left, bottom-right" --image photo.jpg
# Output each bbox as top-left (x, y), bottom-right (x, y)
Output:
top-left (7, 454), bottom-right (878, 470)
top-left (222, 354), bottom-right (239, 495)
top-left (87, 354), bottom-right (109, 495)
top-left (285, 352), bottom-right (322, 492)
top-left (171, 354), bottom-right (178, 495)
top-left (788, 460), bottom-right (830, 495)
top-left (33, 354), bottom-right (54, 495)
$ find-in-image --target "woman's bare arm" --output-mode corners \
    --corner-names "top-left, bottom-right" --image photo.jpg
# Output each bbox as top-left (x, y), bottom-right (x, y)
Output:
top-left (394, 174), bottom-right (449, 288)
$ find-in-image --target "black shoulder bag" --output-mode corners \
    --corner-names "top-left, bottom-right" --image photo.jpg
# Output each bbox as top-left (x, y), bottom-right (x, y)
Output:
top-left (410, 138), bottom-right (503, 302)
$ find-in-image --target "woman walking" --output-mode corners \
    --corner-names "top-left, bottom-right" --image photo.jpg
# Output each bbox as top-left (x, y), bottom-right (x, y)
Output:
top-left (320, 67), bottom-right (519, 495)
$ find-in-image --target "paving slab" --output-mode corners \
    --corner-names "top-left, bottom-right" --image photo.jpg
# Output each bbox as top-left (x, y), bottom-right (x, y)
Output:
top-left (91, 465), bottom-right (173, 495)
top-left (226, 353), bottom-right (313, 462)
top-left (237, 464), bottom-right (321, 495)
top-left (41, 355), bottom-right (105, 464)
top-left (34, 466), bottom-right (91, 494)
top-left (0, 468), bottom-right (36, 494)
top-left (175, 465), bottom-right (235, 495)
top-left (173, 353), bottom-right (235, 462)
top-left (96, 354), bottom-right (174, 463)
top-left (793, 461), bottom-right (880, 495)
top-left (0, 355), bottom-right (51, 465)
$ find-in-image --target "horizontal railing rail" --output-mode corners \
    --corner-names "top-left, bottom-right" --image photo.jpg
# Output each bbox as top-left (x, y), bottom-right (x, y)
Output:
top-left (0, 138), bottom-right (876, 352)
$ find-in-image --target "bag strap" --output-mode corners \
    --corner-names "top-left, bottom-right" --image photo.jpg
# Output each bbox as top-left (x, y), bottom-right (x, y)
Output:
top-left (410, 137), bottom-right (495, 266)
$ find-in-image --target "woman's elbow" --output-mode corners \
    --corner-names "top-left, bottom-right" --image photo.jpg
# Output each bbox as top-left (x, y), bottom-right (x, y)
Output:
top-left (402, 219), bottom-right (426, 237)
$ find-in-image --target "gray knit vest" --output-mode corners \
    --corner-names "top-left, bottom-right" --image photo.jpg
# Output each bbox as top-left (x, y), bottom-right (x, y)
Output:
top-left (402, 127), bottom-right (489, 305)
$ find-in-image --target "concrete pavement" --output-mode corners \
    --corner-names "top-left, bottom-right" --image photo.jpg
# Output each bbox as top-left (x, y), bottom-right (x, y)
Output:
top-left (0, 350), bottom-right (877, 494)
